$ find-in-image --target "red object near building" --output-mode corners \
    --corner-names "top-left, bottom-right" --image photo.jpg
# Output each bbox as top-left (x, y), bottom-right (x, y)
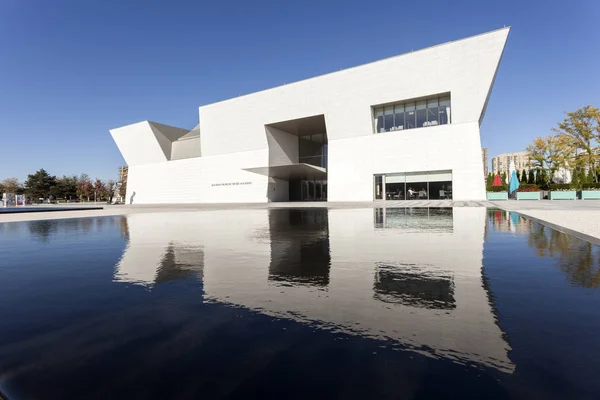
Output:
top-left (492, 174), bottom-right (502, 187)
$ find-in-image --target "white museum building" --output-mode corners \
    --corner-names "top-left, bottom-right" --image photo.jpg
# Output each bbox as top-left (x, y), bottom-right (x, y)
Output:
top-left (110, 28), bottom-right (510, 204)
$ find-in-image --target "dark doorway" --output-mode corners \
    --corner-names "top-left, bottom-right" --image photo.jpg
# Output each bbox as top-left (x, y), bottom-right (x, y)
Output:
top-left (289, 179), bottom-right (302, 201)
top-left (289, 179), bottom-right (327, 201)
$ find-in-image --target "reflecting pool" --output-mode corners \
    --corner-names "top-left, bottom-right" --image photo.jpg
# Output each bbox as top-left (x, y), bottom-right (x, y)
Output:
top-left (0, 208), bottom-right (599, 399)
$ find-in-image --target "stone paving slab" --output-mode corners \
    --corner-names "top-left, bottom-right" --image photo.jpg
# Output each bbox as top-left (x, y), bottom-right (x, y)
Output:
top-left (1, 200), bottom-right (600, 241)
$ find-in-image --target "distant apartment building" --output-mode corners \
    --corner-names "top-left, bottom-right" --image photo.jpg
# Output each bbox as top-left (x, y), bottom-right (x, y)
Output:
top-left (114, 166), bottom-right (128, 203)
top-left (491, 152), bottom-right (530, 175)
top-left (481, 147), bottom-right (488, 177)
top-left (575, 147), bottom-right (600, 171)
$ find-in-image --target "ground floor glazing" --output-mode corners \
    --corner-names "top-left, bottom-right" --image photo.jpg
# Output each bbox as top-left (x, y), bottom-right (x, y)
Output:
top-left (374, 170), bottom-right (452, 200)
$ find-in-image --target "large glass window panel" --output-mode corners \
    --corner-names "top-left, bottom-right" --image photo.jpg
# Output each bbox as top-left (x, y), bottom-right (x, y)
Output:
top-left (426, 98), bottom-right (439, 126)
top-left (439, 96), bottom-right (450, 125)
top-left (315, 181), bottom-right (322, 200)
top-left (384, 106), bottom-right (394, 132)
top-left (405, 172), bottom-right (428, 183)
top-left (416, 100), bottom-right (427, 128)
top-left (299, 136), bottom-right (311, 158)
top-left (301, 181), bottom-right (308, 200)
top-left (375, 108), bottom-right (384, 133)
top-left (427, 170), bottom-right (452, 182)
top-left (373, 94), bottom-right (450, 133)
top-left (394, 104), bottom-right (405, 130)
top-left (429, 181), bottom-right (452, 199)
top-left (406, 172), bottom-right (428, 200)
top-left (385, 173), bottom-right (405, 183)
top-left (310, 133), bottom-right (323, 156)
top-left (374, 175), bottom-right (383, 200)
top-left (405, 102), bottom-right (416, 129)
top-left (385, 173), bottom-right (405, 200)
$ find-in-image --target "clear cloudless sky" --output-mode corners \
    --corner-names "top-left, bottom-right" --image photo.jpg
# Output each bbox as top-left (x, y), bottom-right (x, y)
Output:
top-left (1, 0), bottom-right (599, 182)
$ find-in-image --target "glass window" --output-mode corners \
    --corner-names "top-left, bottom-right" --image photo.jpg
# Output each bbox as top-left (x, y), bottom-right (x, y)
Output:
top-left (374, 175), bottom-right (383, 200)
top-left (427, 98), bottom-right (439, 125)
top-left (310, 133), bottom-right (323, 157)
top-left (299, 137), bottom-right (311, 158)
top-left (375, 108), bottom-right (384, 133)
top-left (439, 96), bottom-right (450, 125)
top-left (394, 104), bottom-right (404, 130)
top-left (384, 106), bottom-right (394, 132)
top-left (385, 173), bottom-right (405, 200)
top-left (416, 100), bottom-right (427, 128)
top-left (315, 180), bottom-right (322, 200)
top-left (372, 94), bottom-right (450, 133)
top-left (405, 102), bottom-right (416, 129)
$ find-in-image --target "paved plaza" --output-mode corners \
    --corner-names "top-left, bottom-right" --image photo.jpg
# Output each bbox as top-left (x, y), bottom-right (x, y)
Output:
top-left (1, 200), bottom-right (599, 244)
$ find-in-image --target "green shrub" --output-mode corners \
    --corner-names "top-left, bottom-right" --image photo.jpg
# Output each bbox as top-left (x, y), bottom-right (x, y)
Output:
top-left (582, 183), bottom-right (600, 190)
top-left (548, 184), bottom-right (572, 191)
top-left (516, 184), bottom-right (540, 192)
top-left (487, 186), bottom-right (507, 192)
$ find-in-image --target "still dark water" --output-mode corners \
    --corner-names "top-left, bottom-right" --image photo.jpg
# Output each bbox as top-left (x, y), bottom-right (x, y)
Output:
top-left (0, 208), bottom-right (599, 399)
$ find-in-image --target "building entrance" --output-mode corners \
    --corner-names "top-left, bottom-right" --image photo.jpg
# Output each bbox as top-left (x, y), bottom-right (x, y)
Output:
top-left (289, 179), bottom-right (327, 201)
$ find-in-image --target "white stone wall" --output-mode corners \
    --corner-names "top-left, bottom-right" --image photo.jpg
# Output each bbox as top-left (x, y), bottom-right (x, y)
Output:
top-left (265, 126), bottom-right (299, 166)
top-left (171, 137), bottom-right (201, 161)
top-left (328, 122), bottom-right (485, 201)
top-left (126, 149), bottom-right (270, 204)
top-left (199, 28), bottom-right (508, 156)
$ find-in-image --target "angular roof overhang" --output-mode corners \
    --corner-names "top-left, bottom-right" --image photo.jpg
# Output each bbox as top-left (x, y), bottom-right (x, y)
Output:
top-left (244, 163), bottom-right (326, 180)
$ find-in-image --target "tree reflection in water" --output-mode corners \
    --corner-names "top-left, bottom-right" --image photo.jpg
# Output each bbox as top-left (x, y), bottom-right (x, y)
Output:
top-left (488, 209), bottom-right (600, 288)
top-left (529, 224), bottom-right (600, 288)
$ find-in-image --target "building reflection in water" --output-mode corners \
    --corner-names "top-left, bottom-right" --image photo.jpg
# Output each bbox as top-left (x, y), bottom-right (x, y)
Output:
top-left (374, 263), bottom-right (456, 309)
top-left (112, 207), bottom-right (513, 373)
top-left (374, 207), bottom-right (453, 231)
top-left (114, 214), bottom-right (205, 287)
top-left (268, 209), bottom-right (330, 287)
top-left (488, 209), bottom-right (600, 288)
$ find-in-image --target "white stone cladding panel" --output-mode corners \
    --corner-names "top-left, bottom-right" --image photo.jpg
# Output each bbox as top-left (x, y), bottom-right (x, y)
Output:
top-left (110, 121), bottom-right (168, 166)
top-left (125, 149), bottom-right (270, 204)
top-left (199, 28), bottom-right (509, 156)
top-left (265, 127), bottom-right (299, 166)
top-left (327, 122), bottom-right (485, 201)
top-left (171, 137), bottom-right (201, 160)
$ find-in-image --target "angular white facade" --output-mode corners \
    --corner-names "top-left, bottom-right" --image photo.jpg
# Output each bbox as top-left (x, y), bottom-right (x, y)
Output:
top-left (110, 28), bottom-right (509, 204)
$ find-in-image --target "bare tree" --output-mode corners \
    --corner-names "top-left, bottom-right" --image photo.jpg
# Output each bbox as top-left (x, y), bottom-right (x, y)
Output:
top-left (77, 174), bottom-right (92, 201)
top-left (93, 178), bottom-right (107, 202)
top-left (0, 177), bottom-right (22, 194)
top-left (106, 179), bottom-right (116, 204)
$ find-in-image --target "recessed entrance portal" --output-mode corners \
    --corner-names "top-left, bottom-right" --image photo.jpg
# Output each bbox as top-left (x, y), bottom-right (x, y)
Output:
top-left (252, 114), bottom-right (328, 202)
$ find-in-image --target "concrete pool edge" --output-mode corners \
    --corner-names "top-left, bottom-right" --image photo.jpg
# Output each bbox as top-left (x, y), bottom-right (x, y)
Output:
top-left (1, 201), bottom-right (599, 244)
top-left (0, 206), bottom-right (104, 214)
top-left (512, 211), bottom-right (600, 247)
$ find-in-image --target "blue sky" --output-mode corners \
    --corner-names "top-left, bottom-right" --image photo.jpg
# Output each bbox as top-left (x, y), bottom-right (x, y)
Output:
top-left (0, 0), bottom-right (598, 182)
